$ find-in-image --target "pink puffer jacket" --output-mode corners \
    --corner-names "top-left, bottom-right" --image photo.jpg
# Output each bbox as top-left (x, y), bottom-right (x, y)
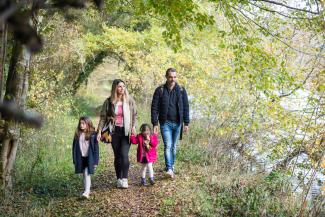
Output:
top-left (130, 134), bottom-right (158, 163)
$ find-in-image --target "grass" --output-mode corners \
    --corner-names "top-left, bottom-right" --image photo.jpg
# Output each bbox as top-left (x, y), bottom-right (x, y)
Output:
top-left (0, 97), bottom-right (307, 216)
top-left (156, 121), bottom-right (302, 216)
top-left (0, 94), bottom-right (105, 216)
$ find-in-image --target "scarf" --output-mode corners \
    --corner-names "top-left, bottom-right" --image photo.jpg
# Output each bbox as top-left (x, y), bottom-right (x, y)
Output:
top-left (123, 100), bottom-right (131, 136)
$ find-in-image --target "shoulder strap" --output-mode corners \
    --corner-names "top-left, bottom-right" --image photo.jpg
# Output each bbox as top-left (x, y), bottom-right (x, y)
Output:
top-left (159, 85), bottom-right (164, 97)
top-left (160, 85), bottom-right (184, 97)
top-left (159, 84), bottom-right (184, 97)
top-left (106, 97), bottom-right (111, 110)
top-left (179, 86), bottom-right (184, 98)
top-left (106, 97), bottom-right (114, 115)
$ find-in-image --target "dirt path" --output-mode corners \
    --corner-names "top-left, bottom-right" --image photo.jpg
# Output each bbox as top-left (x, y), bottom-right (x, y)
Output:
top-left (52, 152), bottom-right (181, 217)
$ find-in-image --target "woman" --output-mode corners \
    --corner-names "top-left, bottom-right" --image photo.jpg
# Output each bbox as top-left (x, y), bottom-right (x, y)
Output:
top-left (97, 79), bottom-right (137, 189)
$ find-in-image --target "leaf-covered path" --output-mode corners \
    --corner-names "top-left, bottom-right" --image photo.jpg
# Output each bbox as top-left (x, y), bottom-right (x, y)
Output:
top-left (52, 147), bottom-right (189, 217)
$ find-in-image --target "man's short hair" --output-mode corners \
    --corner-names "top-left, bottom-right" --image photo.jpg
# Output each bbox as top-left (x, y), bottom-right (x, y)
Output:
top-left (165, 68), bottom-right (177, 77)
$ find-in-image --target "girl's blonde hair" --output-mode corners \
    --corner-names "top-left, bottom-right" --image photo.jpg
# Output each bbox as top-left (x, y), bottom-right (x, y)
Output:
top-left (110, 79), bottom-right (129, 104)
top-left (75, 116), bottom-right (95, 140)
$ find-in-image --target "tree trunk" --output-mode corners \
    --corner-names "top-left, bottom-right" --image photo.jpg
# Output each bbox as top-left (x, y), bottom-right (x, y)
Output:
top-left (1, 128), bottom-right (19, 192)
top-left (4, 39), bottom-right (23, 104)
top-left (0, 22), bottom-right (8, 101)
top-left (0, 38), bottom-right (30, 195)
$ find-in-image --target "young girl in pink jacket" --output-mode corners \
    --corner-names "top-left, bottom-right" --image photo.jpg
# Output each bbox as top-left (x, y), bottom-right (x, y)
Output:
top-left (130, 123), bottom-right (159, 185)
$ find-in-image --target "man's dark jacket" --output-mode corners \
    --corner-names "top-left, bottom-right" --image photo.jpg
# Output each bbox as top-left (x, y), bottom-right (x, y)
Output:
top-left (151, 83), bottom-right (190, 128)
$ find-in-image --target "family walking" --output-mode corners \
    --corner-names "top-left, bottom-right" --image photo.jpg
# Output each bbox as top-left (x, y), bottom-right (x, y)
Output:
top-left (72, 68), bottom-right (190, 198)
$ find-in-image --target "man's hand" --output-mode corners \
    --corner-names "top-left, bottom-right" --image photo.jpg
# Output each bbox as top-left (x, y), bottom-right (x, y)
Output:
top-left (153, 126), bottom-right (158, 134)
top-left (97, 133), bottom-right (101, 142)
top-left (183, 125), bottom-right (189, 134)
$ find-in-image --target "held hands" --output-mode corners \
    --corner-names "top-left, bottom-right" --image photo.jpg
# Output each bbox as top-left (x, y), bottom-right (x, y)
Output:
top-left (153, 126), bottom-right (158, 134)
top-left (131, 126), bottom-right (136, 135)
top-left (183, 125), bottom-right (189, 134)
top-left (97, 133), bottom-right (101, 142)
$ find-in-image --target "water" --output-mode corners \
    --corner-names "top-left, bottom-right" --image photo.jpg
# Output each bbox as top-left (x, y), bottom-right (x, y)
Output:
top-left (191, 88), bottom-right (324, 199)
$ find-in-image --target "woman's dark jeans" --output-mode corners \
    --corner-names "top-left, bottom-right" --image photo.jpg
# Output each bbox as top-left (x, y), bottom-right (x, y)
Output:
top-left (111, 126), bottom-right (130, 179)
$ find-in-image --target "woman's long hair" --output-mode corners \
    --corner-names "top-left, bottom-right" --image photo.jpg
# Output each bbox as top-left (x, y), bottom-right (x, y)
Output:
top-left (110, 79), bottom-right (129, 104)
top-left (74, 116), bottom-right (96, 140)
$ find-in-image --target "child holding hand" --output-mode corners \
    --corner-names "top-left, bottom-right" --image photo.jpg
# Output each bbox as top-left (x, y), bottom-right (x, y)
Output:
top-left (130, 124), bottom-right (158, 185)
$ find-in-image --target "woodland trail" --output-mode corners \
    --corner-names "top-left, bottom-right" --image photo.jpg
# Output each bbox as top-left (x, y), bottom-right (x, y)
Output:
top-left (51, 146), bottom-right (196, 217)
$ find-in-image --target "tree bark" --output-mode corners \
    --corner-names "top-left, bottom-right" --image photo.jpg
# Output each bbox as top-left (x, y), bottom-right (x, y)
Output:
top-left (4, 39), bottom-right (23, 104)
top-left (1, 129), bottom-right (19, 192)
top-left (0, 38), bottom-right (30, 195)
top-left (0, 22), bottom-right (8, 101)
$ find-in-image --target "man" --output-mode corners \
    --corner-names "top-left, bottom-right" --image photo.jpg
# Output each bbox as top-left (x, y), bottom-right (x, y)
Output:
top-left (151, 68), bottom-right (190, 178)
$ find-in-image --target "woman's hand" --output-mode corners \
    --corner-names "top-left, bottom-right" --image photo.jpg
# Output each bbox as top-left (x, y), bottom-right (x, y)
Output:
top-left (131, 126), bottom-right (136, 135)
top-left (97, 133), bottom-right (101, 142)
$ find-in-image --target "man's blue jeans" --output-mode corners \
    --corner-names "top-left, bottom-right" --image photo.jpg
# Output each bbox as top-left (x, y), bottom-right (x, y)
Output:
top-left (160, 121), bottom-right (182, 171)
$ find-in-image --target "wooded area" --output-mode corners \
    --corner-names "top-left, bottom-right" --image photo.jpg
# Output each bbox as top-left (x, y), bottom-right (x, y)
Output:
top-left (0, 0), bottom-right (324, 216)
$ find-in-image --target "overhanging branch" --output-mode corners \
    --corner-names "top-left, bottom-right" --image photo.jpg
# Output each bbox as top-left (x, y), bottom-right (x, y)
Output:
top-left (230, 5), bottom-right (322, 57)
top-left (250, 0), bottom-right (320, 15)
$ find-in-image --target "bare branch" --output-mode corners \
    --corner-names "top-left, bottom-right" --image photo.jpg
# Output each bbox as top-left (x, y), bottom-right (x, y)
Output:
top-left (230, 6), bottom-right (322, 57)
top-left (279, 67), bottom-right (315, 98)
top-left (279, 44), bottom-right (324, 98)
top-left (248, 1), bottom-right (316, 20)
top-left (250, 0), bottom-right (320, 15)
top-left (274, 147), bottom-right (306, 170)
